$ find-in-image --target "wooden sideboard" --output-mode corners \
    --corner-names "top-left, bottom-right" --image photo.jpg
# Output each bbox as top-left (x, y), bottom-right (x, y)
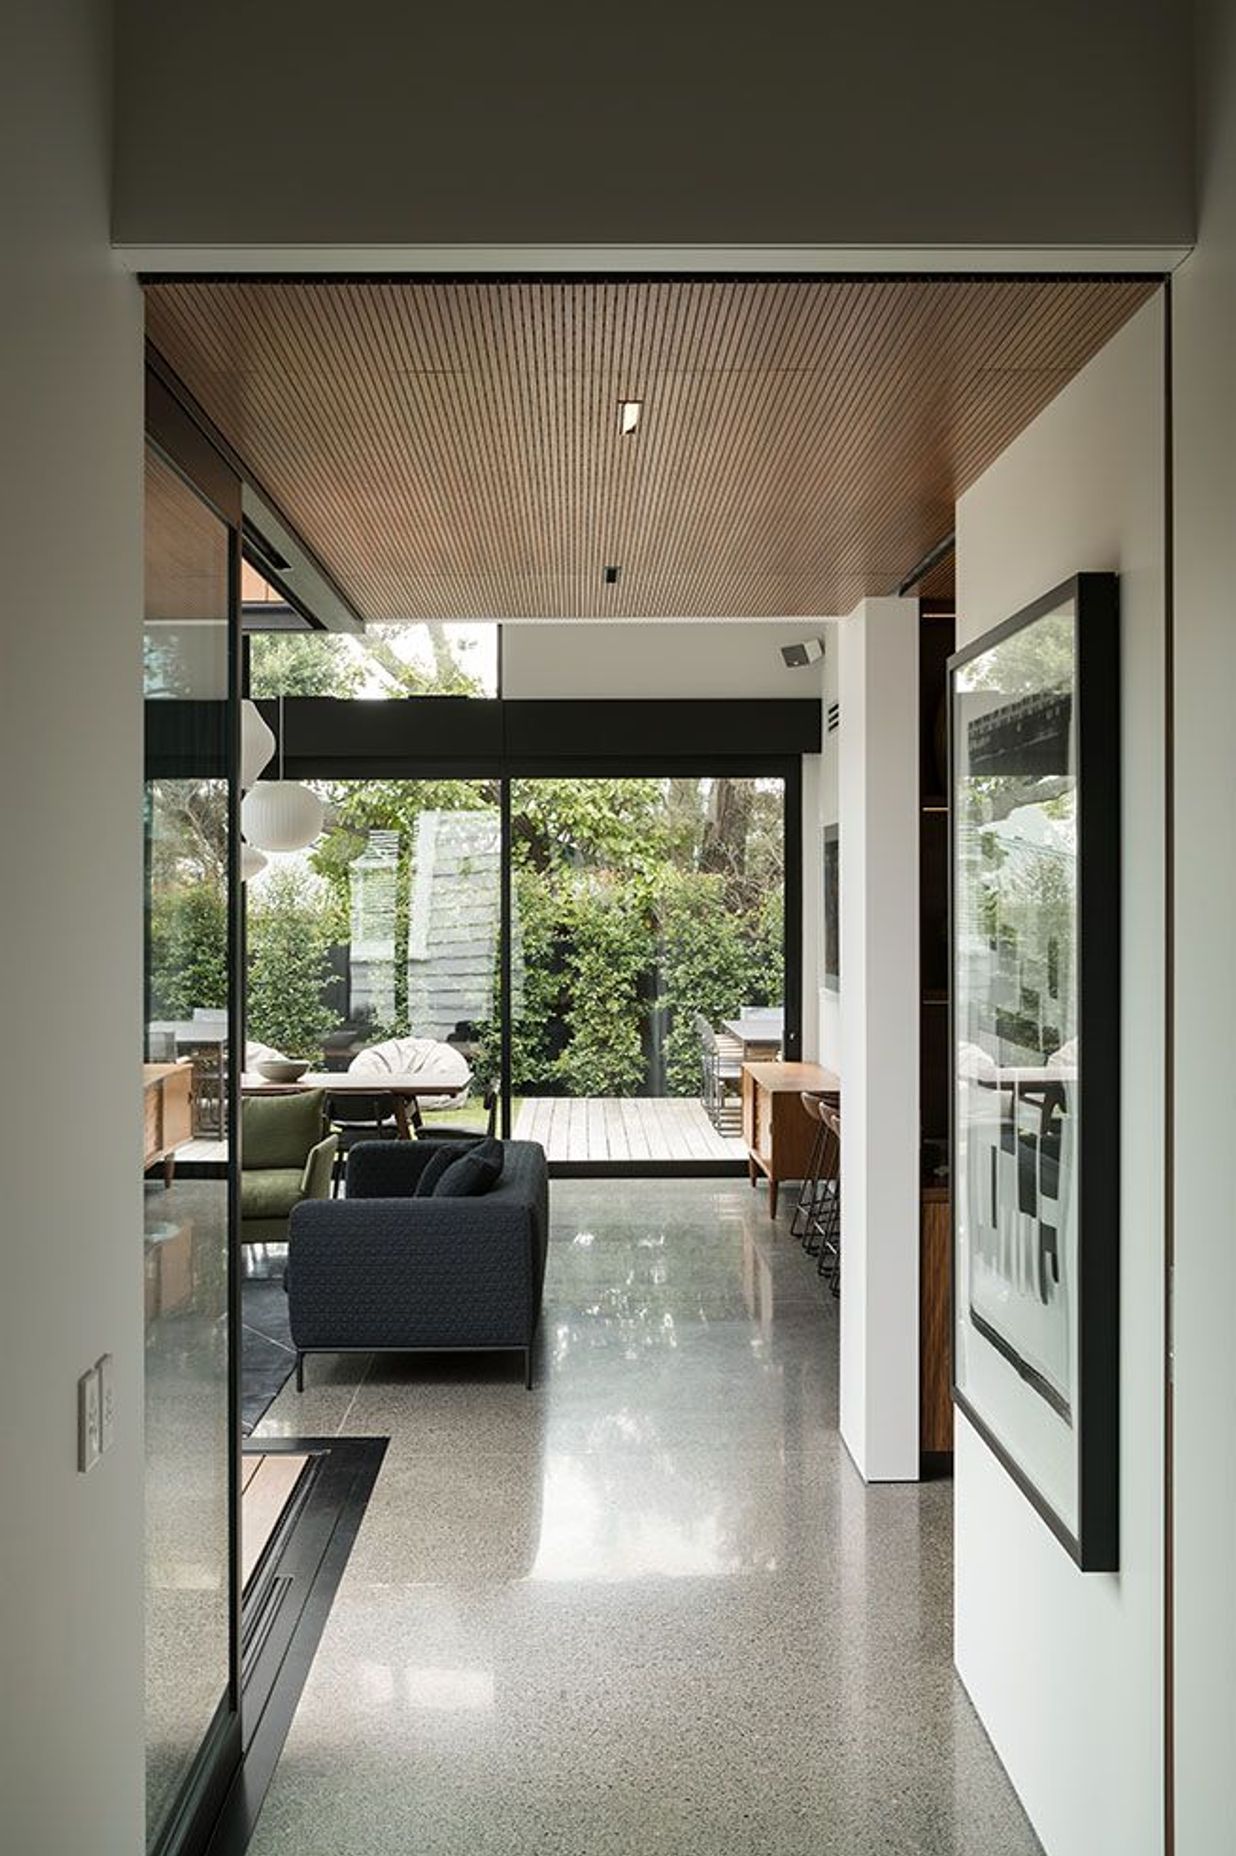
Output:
top-left (143, 1061), bottom-right (194, 1187)
top-left (920, 1187), bottom-right (953, 1465)
top-left (742, 1061), bottom-right (841, 1218)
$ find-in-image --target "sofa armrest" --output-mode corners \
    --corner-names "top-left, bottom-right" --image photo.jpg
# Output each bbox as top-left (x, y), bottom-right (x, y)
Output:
top-left (300, 1132), bottom-right (338, 1203)
top-left (287, 1196), bottom-right (537, 1351)
top-left (346, 1139), bottom-right (445, 1198)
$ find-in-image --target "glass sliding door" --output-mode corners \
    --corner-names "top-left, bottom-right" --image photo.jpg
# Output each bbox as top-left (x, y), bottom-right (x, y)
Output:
top-left (143, 441), bottom-right (241, 1850)
top-left (507, 775), bottom-right (787, 1164)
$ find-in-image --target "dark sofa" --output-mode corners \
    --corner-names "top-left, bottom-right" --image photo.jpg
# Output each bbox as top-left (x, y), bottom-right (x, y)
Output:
top-left (286, 1138), bottom-right (549, 1389)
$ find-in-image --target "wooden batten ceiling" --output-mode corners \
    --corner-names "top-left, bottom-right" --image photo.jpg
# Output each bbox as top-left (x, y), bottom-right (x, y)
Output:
top-left (144, 278), bottom-right (1156, 622)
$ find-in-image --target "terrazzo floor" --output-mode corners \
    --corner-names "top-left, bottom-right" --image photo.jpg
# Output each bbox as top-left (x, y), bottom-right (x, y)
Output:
top-left (247, 1179), bottom-right (1042, 1855)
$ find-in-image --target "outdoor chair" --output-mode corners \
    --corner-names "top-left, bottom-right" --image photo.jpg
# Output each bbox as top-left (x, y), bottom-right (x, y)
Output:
top-left (327, 1033), bottom-right (473, 1189)
top-left (696, 1014), bottom-right (743, 1132)
top-left (416, 1079), bottom-right (500, 1142)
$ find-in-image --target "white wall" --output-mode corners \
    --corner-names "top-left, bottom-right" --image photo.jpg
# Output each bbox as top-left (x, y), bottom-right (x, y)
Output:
top-left (953, 296), bottom-right (1166, 1856)
top-left (0, 6), bottom-right (146, 1854)
top-left (1168, 2), bottom-right (1236, 1844)
top-left (837, 598), bottom-right (921, 1482)
top-left (501, 620), bottom-right (831, 701)
top-left (111, 3), bottom-right (1192, 255)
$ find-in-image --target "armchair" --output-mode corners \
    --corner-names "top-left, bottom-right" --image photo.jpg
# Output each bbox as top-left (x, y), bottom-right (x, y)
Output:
top-left (240, 1088), bottom-right (338, 1244)
top-left (287, 1138), bottom-right (549, 1387)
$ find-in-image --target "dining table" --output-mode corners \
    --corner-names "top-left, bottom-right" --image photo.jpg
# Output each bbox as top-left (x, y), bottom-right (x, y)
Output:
top-left (240, 1070), bottom-right (472, 1141)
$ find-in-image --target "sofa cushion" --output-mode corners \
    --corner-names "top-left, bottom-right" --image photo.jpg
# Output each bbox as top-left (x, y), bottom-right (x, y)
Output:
top-left (241, 1167), bottom-right (305, 1220)
top-left (243, 1089), bottom-right (326, 1169)
top-left (414, 1143), bottom-right (465, 1197)
top-left (432, 1135), bottom-right (505, 1198)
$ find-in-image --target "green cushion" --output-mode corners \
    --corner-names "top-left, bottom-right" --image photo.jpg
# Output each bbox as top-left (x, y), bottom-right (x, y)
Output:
top-left (242, 1089), bottom-right (326, 1169)
top-left (240, 1168), bottom-right (306, 1220)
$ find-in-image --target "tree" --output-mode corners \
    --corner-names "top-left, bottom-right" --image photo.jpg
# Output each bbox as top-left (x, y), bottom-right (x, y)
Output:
top-left (148, 884), bottom-right (228, 1020)
top-left (247, 866), bottom-right (343, 1058)
top-left (248, 632), bottom-right (365, 698)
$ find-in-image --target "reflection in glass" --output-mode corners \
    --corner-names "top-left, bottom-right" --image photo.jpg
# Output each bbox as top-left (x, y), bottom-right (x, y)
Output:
top-left (143, 449), bottom-right (233, 1844)
top-left (248, 613), bottom-right (497, 699)
top-left (244, 781), bottom-right (502, 1130)
top-left (953, 600), bottom-right (1080, 1531)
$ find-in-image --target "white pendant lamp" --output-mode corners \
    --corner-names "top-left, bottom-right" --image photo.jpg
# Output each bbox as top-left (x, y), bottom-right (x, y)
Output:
top-left (241, 699), bottom-right (277, 789)
top-left (240, 695), bottom-right (325, 853)
top-left (240, 841), bottom-right (268, 883)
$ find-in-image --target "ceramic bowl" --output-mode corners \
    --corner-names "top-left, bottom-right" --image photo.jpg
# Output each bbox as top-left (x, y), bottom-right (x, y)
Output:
top-left (255, 1058), bottom-right (311, 1083)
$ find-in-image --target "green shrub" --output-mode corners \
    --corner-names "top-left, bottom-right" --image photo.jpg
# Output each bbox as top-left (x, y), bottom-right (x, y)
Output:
top-left (247, 866), bottom-right (343, 1059)
top-left (148, 884), bottom-right (228, 1021)
top-left (554, 874), bottom-right (651, 1097)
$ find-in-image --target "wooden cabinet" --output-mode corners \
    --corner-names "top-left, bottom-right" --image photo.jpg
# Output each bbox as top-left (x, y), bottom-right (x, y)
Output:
top-left (919, 601), bottom-right (955, 1471)
top-left (742, 1061), bottom-right (840, 1219)
top-left (920, 1188), bottom-right (953, 1464)
top-left (143, 1061), bottom-right (194, 1186)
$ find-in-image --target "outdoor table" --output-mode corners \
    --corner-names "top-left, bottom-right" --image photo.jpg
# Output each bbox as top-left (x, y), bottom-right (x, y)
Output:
top-left (722, 1012), bottom-right (785, 1057)
top-left (240, 1070), bottom-right (472, 1141)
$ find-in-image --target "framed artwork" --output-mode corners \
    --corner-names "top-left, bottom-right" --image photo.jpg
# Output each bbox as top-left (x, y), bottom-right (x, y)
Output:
top-left (949, 573), bottom-right (1120, 1570)
top-left (823, 824), bottom-right (839, 992)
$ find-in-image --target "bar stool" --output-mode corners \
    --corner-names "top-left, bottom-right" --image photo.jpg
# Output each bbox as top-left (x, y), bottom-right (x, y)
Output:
top-left (815, 1102), bottom-right (842, 1294)
top-left (790, 1092), bottom-right (830, 1249)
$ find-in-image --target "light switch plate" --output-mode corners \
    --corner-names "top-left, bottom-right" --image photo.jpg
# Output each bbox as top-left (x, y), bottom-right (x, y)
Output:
top-left (78, 1367), bottom-right (101, 1472)
top-left (96, 1353), bottom-right (115, 1455)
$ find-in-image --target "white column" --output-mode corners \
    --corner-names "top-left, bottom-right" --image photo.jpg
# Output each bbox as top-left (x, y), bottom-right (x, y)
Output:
top-left (837, 596), bottom-right (921, 1482)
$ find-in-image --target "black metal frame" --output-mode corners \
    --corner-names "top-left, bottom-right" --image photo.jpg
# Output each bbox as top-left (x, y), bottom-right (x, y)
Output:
top-left (948, 571), bottom-right (1121, 1572)
top-left (203, 1437), bottom-right (387, 1856)
top-left (251, 704), bottom-right (810, 1175)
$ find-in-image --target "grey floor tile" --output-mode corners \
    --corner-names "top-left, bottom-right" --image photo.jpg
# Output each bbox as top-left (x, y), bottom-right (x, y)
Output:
top-left (245, 1179), bottom-right (1040, 1856)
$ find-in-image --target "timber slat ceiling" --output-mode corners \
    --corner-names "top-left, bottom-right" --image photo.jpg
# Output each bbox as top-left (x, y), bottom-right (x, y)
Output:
top-left (145, 279), bottom-right (1156, 621)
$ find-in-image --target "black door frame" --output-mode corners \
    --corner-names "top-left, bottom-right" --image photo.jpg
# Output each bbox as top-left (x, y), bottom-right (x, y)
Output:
top-left (247, 696), bottom-right (817, 1174)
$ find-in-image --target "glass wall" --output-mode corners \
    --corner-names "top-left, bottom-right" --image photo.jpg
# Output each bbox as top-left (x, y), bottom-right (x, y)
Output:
top-left (248, 617), bottom-right (498, 698)
top-left (143, 446), bottom-right (237, 1847)
top-left (244, 778), bottom-right (502, 1130)
top-left (508, 777), bottom-right (785, 1161)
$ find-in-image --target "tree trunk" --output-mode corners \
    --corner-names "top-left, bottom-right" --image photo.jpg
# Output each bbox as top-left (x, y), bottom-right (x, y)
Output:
top-left (700, 778), bottom-right (752, 907)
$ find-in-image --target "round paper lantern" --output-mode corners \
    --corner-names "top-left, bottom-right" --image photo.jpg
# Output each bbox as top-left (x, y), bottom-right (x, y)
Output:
top-left (240, 699), bottom-right (277, 789)
top-left (240, 840), bottom-right (268, 883)
top-left (241, 781), bottom-right (325, 853)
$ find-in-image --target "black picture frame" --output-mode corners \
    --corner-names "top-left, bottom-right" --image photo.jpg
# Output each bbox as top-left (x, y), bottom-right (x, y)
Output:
top-left (948, 572), bottom-right (1120, 1572)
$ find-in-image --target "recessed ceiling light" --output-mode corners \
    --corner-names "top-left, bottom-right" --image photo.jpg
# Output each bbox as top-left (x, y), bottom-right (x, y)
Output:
top-left (618, 399), bottom-right (642, 435)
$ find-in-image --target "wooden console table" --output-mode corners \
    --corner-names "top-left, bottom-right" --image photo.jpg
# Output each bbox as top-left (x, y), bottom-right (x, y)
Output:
top-left (143, 1061), bottom-right (194, 1187)
top-left (742, 1061), bottom-right (840, 1218)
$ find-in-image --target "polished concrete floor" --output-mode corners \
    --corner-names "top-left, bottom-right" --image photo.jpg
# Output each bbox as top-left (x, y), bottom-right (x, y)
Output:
top-left (248, 1180), bottom-right (1041, 1854)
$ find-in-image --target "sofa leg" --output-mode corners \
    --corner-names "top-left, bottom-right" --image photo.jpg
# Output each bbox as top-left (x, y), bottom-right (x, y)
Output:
top-left (295, 1351), bottom-right (305, 1393)
top-left (523, 1346), bottom-right (533, 1391)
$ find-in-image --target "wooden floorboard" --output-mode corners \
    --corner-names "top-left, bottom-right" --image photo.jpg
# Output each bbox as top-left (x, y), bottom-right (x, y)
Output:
top-left (188, 1097), bottom-right (742, 1165)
